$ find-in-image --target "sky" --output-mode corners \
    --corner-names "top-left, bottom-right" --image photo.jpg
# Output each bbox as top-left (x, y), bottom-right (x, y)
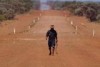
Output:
top-left (40, 0), bottom-right (100, 10)
top-left (40, 0), bottom-right (100, 2)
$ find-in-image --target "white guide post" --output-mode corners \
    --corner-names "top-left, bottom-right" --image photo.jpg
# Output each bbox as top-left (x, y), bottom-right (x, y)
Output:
top-left (71, 21), bottom-right (73, 25)
top-left (13, 28), bottom-right (16, 34)
top-left (33, 20), bottom-right (35, 23)
top-left (75, 26), bottom-right (78, 35)
top-left (93, 29), bottom-right (95, 37)
top-left (28, 26), bottom-right (31, 30)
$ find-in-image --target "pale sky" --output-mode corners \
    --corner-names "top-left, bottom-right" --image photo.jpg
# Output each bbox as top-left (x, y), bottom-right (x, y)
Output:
top-left (40, 0), bottom-right (100, 2)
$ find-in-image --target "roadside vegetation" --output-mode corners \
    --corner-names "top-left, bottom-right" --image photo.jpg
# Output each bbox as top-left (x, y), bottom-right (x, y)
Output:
top-left (0, 0), bottom-right (37, 21)
top-left (53, 1), bottom-right (100, 22)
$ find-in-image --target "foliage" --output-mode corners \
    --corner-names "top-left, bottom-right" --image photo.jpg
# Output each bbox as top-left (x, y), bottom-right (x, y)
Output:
top-left (74, 7), bottom-right (83, 16)
top-left (0, 15), bottom-right (6, 21)
top-left (57, 1), bottom-right (100, 22)
top-left (96, 14), bottom-right (100, 20)
top-left (0, 0), bottom-right (34, 21)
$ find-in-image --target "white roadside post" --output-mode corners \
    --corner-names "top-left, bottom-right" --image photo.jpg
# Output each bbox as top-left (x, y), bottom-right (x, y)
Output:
top-left (13, 28), bottom-right (16, 34)
top-left (71, 21), bottom-right (73, 25)
top-left (93, 29), bottom-right (95, 37)
top-left (28, 26), bottom-right (31, 30)
top-left (75, 26), bottom-right (78, 35)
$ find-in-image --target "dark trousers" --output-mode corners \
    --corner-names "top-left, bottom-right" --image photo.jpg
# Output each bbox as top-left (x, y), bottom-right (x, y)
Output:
top-left (48, 40), bottom-right (55, 55)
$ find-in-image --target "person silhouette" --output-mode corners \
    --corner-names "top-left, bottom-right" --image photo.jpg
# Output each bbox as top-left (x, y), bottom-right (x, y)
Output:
top-left (46, 25), bottom-right (58, 56)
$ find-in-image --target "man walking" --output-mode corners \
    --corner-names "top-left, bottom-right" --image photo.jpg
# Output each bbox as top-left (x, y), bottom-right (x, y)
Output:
top-left (46, 25), bottom-right (58, 56)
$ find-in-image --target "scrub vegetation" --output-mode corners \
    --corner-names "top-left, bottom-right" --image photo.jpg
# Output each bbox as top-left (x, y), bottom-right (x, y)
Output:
top-left (53, 1), bottom-right (100, 22)
top-left (0, 0), bottom-right (36, 21)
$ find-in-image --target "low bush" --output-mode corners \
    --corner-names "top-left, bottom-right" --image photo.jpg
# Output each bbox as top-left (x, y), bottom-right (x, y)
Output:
top-left (0, 15), bottom-right (6, 21)
top-left (59, 1), bottom-right (100, 22)
top-left (0, 0), bottom-right (34, 21)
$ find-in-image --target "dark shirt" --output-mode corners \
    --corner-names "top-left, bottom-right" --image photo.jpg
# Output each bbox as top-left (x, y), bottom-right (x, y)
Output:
top-left (46, 29), bottom-right (57, 41)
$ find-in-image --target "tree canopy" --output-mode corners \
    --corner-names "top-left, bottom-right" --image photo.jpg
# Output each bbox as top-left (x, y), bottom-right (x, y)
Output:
top-left (0, 0), bottom-right (34, 21)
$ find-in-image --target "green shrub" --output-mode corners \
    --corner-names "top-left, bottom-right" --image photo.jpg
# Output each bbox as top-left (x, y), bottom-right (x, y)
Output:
top-left (97, 15), bottom-right (100, 23)
top-left (85, 7), bottom-right (97, 21)
top-left (96, 14), bottom-right (100, 21)
top-left (60, 1), bottom-right (100, 22)
top-left (74, 7), bottom-right (83, 16)
top-left (0, 7), bottom-right (7, 14)
top-left (4, 8), bottom-right (15, 19)
top-left (0, 0), bottom-right (34, 20)
top-left (0, 15), bottom-right (6, 21)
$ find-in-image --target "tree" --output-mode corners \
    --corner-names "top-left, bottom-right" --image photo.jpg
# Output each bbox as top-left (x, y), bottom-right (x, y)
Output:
top-left (86, 7), bottom-right (97, 21)
top-left (0, 0), bottom-right (34, 20)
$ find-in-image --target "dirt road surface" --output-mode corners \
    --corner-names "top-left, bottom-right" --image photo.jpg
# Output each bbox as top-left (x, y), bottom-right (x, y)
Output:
top-left (0, 10), bottom-right (100, 67)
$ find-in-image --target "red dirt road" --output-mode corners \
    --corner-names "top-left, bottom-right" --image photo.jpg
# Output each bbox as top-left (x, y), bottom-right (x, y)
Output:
top-left (0, 10), bottom-right (100, 67)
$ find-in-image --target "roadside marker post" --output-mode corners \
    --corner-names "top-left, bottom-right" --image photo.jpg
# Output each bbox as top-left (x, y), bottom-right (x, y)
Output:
top-left (13, 28), bottom-right (16, 34)
top-left (28, 26), bottom-right (31, 30)
top-left (93, 29), bottom-right (95, 37)
top-left (75, 26), bottom-right (78, 35)
top-left (71, 21), bottom-right (73, 25)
